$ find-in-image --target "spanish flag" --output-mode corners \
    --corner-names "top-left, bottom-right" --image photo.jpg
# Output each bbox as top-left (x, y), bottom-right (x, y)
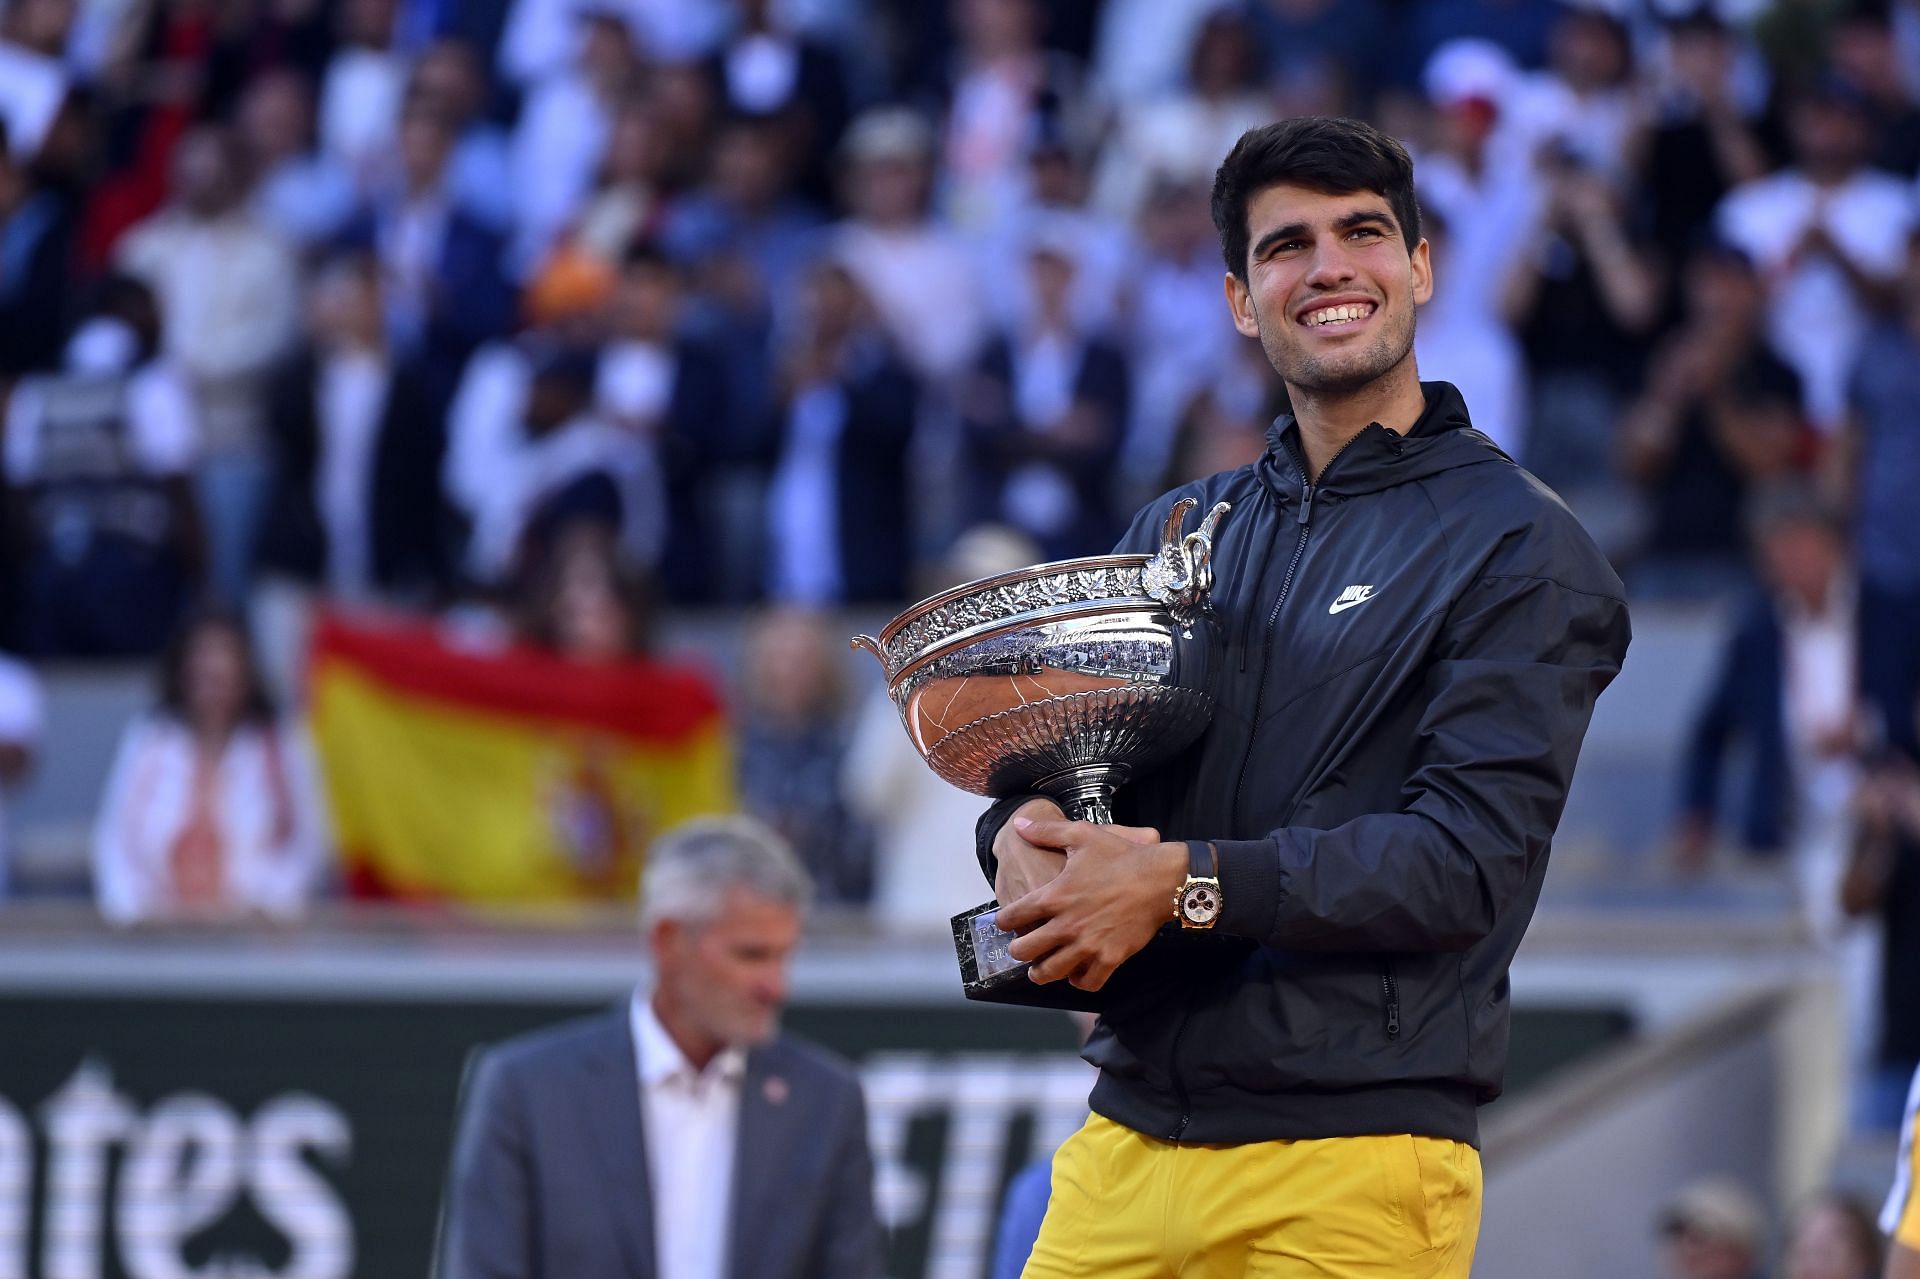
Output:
top-left (309, 616), bottom-right (734, 902)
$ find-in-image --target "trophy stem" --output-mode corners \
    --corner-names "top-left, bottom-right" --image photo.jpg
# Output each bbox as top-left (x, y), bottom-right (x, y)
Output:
top-left (1036, 765), bottom-right (1129, 825)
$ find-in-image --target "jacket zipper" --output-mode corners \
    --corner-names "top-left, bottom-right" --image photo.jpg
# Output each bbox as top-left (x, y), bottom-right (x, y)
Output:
top-left (1229, 495), bottom-right (1308, 821)
top-left (1237, 509), bottom-right (1284, 675)
top-left (1229, 427), bottom-right (1370, 824)
top-left (1182, 429), bottom-right (1368, 1139)
top-left (1382, 962), bottom-right (1401, 1039)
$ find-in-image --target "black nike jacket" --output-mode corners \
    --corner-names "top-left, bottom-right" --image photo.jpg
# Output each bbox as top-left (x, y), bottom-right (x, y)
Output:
top-left (975, 381), bottom-right (1632, 1147)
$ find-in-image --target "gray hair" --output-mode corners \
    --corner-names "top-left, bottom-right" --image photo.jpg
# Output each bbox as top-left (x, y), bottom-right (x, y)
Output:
top-left (638, 816), bottom-right (813, 930)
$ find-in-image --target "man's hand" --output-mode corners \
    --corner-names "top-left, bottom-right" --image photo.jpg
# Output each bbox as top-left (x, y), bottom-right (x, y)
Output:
top-left (992, 798), bottom-right (1067, 902)
top-left (992, 801), bottom-right (1163, 902)
top-left (996, 817), bottom-right (1188, 992)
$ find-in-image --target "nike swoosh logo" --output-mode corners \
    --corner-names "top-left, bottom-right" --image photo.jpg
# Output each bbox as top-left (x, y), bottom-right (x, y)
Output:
top-left (1328, 593), bottom-right (1375, 615)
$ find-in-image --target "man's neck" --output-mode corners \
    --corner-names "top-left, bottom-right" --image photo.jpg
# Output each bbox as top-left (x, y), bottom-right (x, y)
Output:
top-left (651, 992), bottom-right (724, 1073)
top-left (1287, 364), bottom-right (1426, 481)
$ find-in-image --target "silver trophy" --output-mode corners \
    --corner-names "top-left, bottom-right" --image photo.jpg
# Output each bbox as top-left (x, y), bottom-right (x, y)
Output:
top-left (852, 498), bottom-right (1231, 997)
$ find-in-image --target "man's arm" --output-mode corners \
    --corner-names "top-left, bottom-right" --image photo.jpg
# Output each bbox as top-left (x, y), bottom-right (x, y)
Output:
top-left (1007, 566), bottom-right (1630, 977)
top-left (1204, 570), bottom-right (1629, 951)
top-left (809, 1079), bottom-right (883, 1279)
top-left (436, 1050), bottom-right (538, 1279)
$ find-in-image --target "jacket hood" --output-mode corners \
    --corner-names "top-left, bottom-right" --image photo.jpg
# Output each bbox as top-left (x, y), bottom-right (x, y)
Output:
top-left (1258, 381), bottom-right (1510, 500)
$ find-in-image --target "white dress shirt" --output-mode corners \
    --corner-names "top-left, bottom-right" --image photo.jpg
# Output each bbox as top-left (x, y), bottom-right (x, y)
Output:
top-left (630, 992), bottom-right (744, 1279)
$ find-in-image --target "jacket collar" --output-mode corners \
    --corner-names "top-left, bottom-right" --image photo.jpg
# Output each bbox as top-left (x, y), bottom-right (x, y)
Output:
top-left (1257, 380), bottom-right (1504, 500)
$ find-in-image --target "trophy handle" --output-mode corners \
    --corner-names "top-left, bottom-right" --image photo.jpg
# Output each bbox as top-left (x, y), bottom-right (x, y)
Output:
top-left (850, 634), bottom-right (886, 666)
top-left (1144, 499), bottom-right (1232, 629)
top-left (1183, 501), bottom-right (1231, 600)
top-left (1158, 496), bottom-right (1201, 552)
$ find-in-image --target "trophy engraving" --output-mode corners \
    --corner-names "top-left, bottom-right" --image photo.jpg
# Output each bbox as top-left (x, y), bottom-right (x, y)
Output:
top-left (853, 498), bottom-right (1231, 998)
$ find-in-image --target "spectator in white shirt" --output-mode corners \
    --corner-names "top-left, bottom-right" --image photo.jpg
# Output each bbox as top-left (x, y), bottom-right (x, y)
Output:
top-left (1412, 39), bottom-right (1546, 333)
top-left (92, 609), bottom-right (330, 924)
top-left (463, 339), bottom-right (664, 588)
top-left (1092, 8), bottom-right (1275, 228)
top-left (940, 0), bottom-right (1083, 233)
top-left (1715, 80), bottom-right (1914, 432)
top-left (510, 9), bottom-right (642, 274)
top-left (1512, 6), bottom-right (1642, 186)
top-left (318, 0), bottom-right (410, 190)
top-left (1088, 0), bottom-right (1230, 104)
top-left (831, 106), bottom-right (986, 385)
top-left (116, 125), bottom-right (300, 607)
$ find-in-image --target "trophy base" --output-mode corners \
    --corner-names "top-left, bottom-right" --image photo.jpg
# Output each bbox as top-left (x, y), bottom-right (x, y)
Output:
top-left (951, 901), bottom-right (1031, 995)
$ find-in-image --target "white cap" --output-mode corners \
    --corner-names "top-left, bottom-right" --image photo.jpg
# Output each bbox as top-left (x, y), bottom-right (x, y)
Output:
top-left (1423, 38), bottom-right (1518, 110)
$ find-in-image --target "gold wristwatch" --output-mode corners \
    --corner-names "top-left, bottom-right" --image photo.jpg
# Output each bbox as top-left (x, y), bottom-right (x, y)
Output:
top-left (1175, 842), bottom-right (1222, 930)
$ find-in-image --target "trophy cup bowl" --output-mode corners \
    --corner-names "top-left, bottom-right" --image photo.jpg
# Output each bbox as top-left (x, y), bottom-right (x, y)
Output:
top-left (852, 498), bottom-right (1230, 997)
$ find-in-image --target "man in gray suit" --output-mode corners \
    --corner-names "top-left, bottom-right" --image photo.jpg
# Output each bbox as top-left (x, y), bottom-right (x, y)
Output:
top-left (437, 817), bottom-right (884, 1279)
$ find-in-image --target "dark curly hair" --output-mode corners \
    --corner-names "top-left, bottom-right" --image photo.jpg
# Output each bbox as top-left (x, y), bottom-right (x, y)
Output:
top-left (1211, 117), bottom-right (1421, 281)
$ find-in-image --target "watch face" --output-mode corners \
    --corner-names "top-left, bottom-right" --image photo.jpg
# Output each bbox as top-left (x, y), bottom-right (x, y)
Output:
top-left (1181, 883), bottom-right (1221, 925)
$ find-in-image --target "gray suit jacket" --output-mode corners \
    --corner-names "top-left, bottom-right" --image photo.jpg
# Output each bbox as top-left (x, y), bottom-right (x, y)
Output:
top-left (436, 1010), bottom-right (883, 1279)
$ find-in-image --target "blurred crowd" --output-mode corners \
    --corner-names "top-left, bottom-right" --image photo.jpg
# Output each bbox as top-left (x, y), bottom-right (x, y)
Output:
top-left (1657, 1178), bottom-right (1887, 1279)
top-left (0, 0), bottom-right (1917, 968)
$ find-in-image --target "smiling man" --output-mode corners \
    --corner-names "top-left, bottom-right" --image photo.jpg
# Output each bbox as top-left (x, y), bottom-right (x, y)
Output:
top-left (977, 117), bottom-right (1633, 1277)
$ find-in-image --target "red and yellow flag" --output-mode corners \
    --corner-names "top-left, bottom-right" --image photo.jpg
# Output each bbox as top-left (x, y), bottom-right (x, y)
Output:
top-left (308, 616), bottom-right (734, 902)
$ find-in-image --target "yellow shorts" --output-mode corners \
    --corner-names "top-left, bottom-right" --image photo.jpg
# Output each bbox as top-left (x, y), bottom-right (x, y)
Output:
top-left (1883, 1064), bottom-right (1920, 1250)
top-left (1022, 1113), bottom-right (1481, 1279)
